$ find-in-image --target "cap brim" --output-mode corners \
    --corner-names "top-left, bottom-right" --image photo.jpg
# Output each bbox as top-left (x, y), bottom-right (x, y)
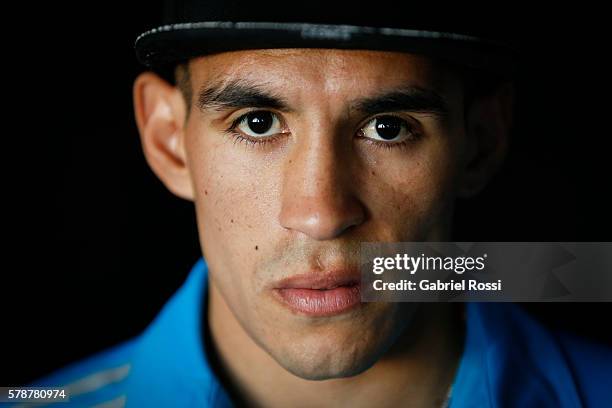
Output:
top-left (135, 21), bottom-right (518, 76)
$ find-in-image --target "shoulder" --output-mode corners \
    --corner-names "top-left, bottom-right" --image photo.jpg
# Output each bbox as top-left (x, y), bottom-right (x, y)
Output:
top-left (554, 330), bottom-right (612, 406)
top-left (22, 258), bottom-right (216, 407)
top-left (28, 337), bottom-right (140, 407)
top-left (469, 303), bottom-right (612, 406)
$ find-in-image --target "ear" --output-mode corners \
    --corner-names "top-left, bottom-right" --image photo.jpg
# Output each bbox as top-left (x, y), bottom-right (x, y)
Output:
top-left (458, 82), bottom-right (515, 198)
top-left (133, 71), bottom-right (194, 200)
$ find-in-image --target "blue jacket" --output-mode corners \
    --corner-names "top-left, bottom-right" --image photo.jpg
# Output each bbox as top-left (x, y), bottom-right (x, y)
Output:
top-left (25, 258), bottom-right (612, 407)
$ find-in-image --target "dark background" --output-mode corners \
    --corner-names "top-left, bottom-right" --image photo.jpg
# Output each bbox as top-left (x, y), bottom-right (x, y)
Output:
top-left (3, 3), bottom-right (610, 386)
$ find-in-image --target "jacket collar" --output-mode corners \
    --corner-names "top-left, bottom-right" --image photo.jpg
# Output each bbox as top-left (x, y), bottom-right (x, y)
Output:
top-left (125, 258), bottom-right (232, 407)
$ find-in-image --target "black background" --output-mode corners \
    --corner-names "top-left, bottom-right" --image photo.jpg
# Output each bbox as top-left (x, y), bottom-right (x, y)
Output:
top-left (2, 3), bottom-right (610, 386)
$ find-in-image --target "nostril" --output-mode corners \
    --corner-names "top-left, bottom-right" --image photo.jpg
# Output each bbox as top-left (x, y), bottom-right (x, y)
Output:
top-left (279, 195), bottom-right (366, 240)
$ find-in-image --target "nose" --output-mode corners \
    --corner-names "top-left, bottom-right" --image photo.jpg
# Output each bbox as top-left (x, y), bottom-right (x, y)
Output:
top-left (279, 133), bottom-right (366, 240)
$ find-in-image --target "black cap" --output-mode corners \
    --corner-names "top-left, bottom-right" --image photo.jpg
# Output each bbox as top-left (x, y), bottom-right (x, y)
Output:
top-left (135, 0), bottom-right (519, 77)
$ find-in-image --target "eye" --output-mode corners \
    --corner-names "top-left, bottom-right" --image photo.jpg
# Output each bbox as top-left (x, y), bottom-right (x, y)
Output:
top-left (235, 111), bottom-right (283, 137)
top-left (360, 115), bottom-right (417, 143)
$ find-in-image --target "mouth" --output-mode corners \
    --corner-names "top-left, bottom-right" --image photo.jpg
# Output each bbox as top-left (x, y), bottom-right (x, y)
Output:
top-left (272, 270), bottom-right (362, 317)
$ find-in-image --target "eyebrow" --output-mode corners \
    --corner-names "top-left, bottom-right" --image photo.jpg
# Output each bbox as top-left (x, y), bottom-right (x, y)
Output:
top-left (351, 86), bottom-right (450, 117)
top-left (197, 79), bottom-right (292, 113)
top-left (196, 79), bottom-right (449, 117)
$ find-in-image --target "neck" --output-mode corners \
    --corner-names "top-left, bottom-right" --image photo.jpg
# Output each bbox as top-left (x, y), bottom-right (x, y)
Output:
top-left (206, 281), bottom-right (464, 408)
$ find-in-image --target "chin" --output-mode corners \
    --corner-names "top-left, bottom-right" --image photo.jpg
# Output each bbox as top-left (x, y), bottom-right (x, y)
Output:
top-left (279, 356), bottom-right (374, 381)
top-left (269, 334), bottom-right (386, 381)
top-left (254, 303), bottom-right (414, 381)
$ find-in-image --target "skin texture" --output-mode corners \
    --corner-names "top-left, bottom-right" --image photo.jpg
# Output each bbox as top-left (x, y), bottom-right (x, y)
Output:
top-left (133, 49), bottom-right (512, 407)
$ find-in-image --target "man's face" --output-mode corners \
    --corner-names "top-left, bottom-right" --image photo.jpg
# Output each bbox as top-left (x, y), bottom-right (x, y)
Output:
top-left (181, 49), bottom-right (468, 379)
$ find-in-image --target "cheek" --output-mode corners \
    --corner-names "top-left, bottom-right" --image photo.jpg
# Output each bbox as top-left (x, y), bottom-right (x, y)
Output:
top-left (359, 138), bottom-right (459, 240)
top-left (184, 125), bottom-right (282, 304)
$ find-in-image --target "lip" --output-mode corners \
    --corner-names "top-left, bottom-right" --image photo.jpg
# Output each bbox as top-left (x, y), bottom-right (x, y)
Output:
top-left (272, 269), bottom-right (362, 317)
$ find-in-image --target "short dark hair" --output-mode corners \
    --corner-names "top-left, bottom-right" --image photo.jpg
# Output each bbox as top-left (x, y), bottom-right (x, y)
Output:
top-left (174, 62), bottom-right (193, 114)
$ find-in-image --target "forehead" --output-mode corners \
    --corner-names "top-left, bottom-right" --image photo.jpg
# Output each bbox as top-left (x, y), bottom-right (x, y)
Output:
top-left (188, 49), bottom-right (460, 99)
